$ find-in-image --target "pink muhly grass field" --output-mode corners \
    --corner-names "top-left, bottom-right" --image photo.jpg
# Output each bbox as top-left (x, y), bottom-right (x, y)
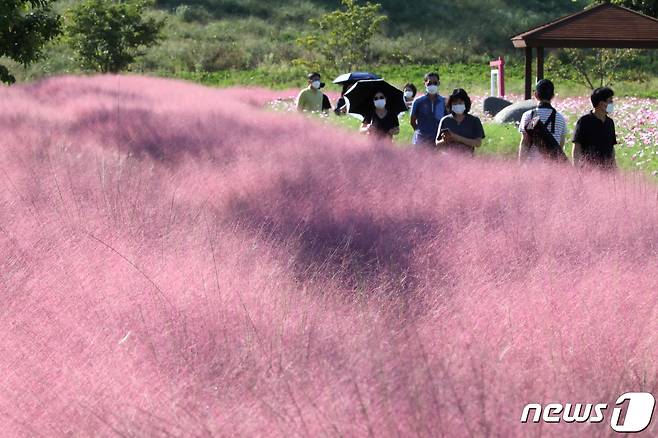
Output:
top-left (0, 75), bottom-right (657, 437)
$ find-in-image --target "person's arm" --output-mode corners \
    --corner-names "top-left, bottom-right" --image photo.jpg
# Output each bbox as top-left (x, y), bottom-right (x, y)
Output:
top-left (557, 114), bottom-right (566, 150)
top-left (450, 117), bottom-right (484, 148)
top-left (296, 90), bottom-right (306, 112)
top-left (439, 96), bottom-right (448, 119)
top-left (572, 117), bottom-right (584, 167)
top-left (321, 94), bottom-right (332, 113)
top-left (435, 117), bottom-right (445, 147)
top-left (436, 129), bottom-right (450, 147)
top-left (410, 99), bottom-right (419, 130)
top-left (573, 142), bottom-right (583, 167)
top-left (450, 133), bottom-right (482, 148)
top-left (334, 97), bottom-right (345, 115)
top-left (560, 133), bottom-right (568, 162)
top-left (611, 120), bottom-right (618, 167)
top-left (518, 112), bottom-right (531, 161)
top-left (360, 114), bottom-right (373, 134)
top-left (519, 132), bottom-right (531, 161)
top-left (608, 117), bottom-right (617, 146)
top-left (387, 114), bottom-right (400, 136)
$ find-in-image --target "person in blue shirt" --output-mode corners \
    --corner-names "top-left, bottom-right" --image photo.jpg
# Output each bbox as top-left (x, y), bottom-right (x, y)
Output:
top-left (410, 72), bottom-right (447, 146)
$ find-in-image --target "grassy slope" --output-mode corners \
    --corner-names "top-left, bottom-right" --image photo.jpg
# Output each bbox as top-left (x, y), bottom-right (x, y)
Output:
top-left (1, 1), bottom-right (645, 84)
top-left (145, 0), bottom-right (658, 98)
top-left (174, 64), bottom-right (658, 98)
top-left (5, 0), bottom-right (657, 99)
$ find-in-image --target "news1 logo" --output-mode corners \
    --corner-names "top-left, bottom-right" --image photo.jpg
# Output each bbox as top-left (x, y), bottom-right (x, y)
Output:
top-left (521, 392), bottom-right (656, 433)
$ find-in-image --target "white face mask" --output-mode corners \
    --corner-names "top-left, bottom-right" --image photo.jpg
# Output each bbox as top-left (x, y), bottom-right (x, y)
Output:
top-left (404, 90), bottom-right (413, 99)
top-left (452, 104), bottom-right (466, 114)
top-left (606, 103), bottom-right (615, 114)
top-left (311, 80), bottom-right (321, 89)
top-left (426, 85), bottom-right (439, 95)
top-left (374, 98), bottom-right (386, 109)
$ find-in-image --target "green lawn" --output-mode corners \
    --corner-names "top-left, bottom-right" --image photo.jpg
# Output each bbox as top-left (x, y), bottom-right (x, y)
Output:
top-left (173, 64), bottom-right (658, 99)
top-left (313, 111), bottom-right (658, 180)
top-left (324, 112), bottom-right (519, 155)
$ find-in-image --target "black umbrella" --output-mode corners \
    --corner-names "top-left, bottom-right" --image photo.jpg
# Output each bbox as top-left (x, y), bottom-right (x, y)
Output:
top-left (332, 72), bottom-right (381, 85)
top-left (343, 79), bottom-right (407, 119)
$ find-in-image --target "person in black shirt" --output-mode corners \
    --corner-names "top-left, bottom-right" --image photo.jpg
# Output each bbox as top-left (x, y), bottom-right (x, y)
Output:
top-left (322, 93), bottom-right (332, 113)
top-left (435, 88), bottom-right (485, 155)
top-left (360, 90), bottom-right (400, 140)
top-left (573, 87), bottom-right (618, 169)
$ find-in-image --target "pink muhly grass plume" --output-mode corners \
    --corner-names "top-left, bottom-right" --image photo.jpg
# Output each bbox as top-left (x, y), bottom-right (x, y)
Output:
top-left (0, 75), bottom-right (657, 437)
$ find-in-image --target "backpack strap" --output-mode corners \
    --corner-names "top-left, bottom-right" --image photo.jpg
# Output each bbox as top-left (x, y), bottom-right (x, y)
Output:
top-left (546, 108), bottom-right (557, 134)
top-left (536, 103), bottom-right (557, 134)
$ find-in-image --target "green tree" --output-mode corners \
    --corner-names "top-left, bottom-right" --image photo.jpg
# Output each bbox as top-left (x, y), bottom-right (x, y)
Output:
top-left (296, 0), bottom-right (387, 71)
top-left (0, 0), bottom-right (61, 84)
top-left (548, 48), bottom-right (641, 89)
top-left (606, 0), bottom-right (658, 17)
top-left (65, 0), bottom-right (165, 73)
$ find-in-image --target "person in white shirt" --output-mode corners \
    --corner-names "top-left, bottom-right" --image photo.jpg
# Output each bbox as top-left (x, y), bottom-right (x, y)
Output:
top-left (403, 83), bottom-right (417, 110)
top-left (518, 79), bottom-right (567, 161)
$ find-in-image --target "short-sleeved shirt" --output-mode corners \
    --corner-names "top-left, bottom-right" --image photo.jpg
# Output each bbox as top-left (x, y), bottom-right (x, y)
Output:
top-left (437, 113), bottom-right (485, 154)
top-left (519, 105), bottom-right (567, 145)
top-left (519, 104), bottom-right (567, 160)
top-left (364, 110), bottom-right (399, 139)
top-left (296, 87), bottom-right (323, 112)
top-left (411, 94), bottom-right (447, 145)
top-left (573, 112), bottom-right (617, 167)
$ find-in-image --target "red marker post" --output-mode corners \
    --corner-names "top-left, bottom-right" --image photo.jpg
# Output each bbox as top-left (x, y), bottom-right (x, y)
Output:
top-left (489, 57), bottom-right (505, 98)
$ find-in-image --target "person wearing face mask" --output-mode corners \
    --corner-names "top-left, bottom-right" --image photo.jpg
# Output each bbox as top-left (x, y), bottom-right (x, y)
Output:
top-left (403, 83), bottom-right (417, 110)
top-left (572, 87), bottom-right (618, 170)
top-left (360, 91), bottom-right (400, 139)
top-left (296, 72), bottom-right (324, 112)
top-left (435, 88), bottom-right (485, 155)
top-left (410, 72), bottom-right (447, 146)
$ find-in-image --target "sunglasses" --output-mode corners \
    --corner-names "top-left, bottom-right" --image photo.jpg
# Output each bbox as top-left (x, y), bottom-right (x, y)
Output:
top-left (427, 81), bottom-right (440, 85)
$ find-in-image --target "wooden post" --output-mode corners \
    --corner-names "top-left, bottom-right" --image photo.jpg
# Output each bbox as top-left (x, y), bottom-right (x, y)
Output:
top-left (489, 57), bottom-right (506, 97)
top-left (537, 47), bottom-right (545, 82)
top-left (525, 47), bottom-right (533, 100)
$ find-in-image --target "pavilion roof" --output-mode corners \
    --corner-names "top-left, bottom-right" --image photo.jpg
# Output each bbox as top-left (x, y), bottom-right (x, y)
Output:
top-left (511, 3), bottom-right (658, 49)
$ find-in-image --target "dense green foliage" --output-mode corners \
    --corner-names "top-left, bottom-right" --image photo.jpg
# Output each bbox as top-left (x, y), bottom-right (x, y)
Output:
top-left (296, 0), bottom-right (387, 71)
top-left (65, 0), bottom-right (165, 73)
top-left (147, 0), bottom-right (590, 68)
top-left (608, 0), bottom-right (658, 16)
top-left (0, 0), bottom-right (60, 84)
top-left (3, 0), bottom-right (657, 95)
top-left (549, 48), bottom-right (644, 90)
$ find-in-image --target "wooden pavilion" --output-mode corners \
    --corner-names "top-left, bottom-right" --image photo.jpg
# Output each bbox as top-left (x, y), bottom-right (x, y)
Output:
top-left (511, 3), bottom-right (658, 99)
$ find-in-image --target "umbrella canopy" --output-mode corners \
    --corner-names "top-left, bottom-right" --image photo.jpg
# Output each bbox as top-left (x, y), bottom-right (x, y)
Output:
top-left (343, 79), bottom-right (407, 119)
top-left (332, 71), bottom-right (381, 85)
